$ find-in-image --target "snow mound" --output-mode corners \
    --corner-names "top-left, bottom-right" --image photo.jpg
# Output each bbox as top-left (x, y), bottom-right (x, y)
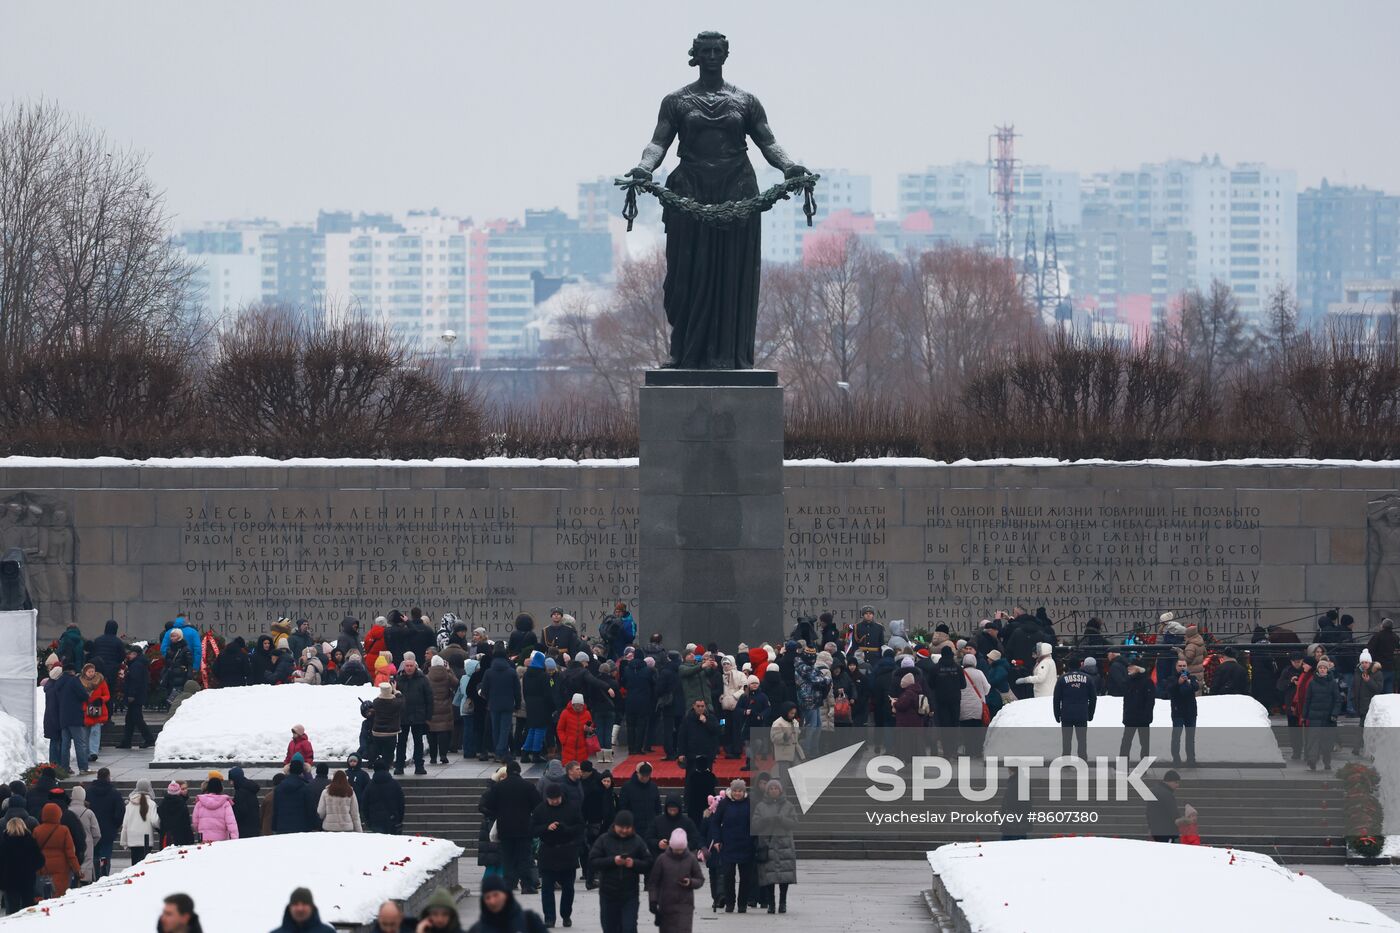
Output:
top-left (928, 838), bottom-right (1399, 932)
top-left (1364, 695), bottom-right (1400, 855)
top-left (1, 833), bottom-right (461, 931)
top-left (153, 684), bottom-right (378, 763)
top-left (0, 709), bottom-right (35, 783)
top-left (985, 695), bottom-right (1282, 764)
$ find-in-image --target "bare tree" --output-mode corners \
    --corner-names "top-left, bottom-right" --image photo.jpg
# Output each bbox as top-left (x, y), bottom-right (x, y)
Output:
top-left (203, 305), bottom-right (481, 457)
top-left (771, 234), bottom-right (902, 405)
top-left (898, 244), bottom-right (1037, 402)
top-left (0, 100), bottom-right (197, 362)
top-left (550, 250), bottom-right (670, 409)
top-left (1257, 280), bottom-right (1301, 362)
top-left (1159, 280), bottom-right (1253, 395)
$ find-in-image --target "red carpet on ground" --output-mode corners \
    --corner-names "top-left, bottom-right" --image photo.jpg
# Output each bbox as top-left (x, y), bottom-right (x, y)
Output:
top-left (608, 752), bottom-right (770, 785)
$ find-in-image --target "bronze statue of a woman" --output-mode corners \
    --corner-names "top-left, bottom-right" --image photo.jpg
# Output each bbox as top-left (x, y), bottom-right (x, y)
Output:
top-left (625, 30), bottom-right (808, 371)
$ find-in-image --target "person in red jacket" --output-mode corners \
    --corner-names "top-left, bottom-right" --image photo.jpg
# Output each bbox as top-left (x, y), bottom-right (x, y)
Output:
top-left (1293, 660), bottom-right (1316, 727)
top-left (1177, 803), bottom-right (1201, 845)
top-left (363, 616), bottom-right (387, 672)
top-left (80, 662), bottom-right (111, 762)
top-left (283, 724), bottom-right (315, 766)
top-left (556, 694), bottom-right (595, 764)
top-left (748, 646), bottom-right (770, 683)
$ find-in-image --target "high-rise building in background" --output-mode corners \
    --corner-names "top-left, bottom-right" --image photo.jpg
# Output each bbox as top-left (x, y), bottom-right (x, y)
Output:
top-left (1070, 205), bottom-right (1195, 323)
top-left (176, 226), bottom-right (265, 323)
top-left (897, 162), bottom-right (1081, 242)
top-left (322, 211), bottom-right (470, 352)
top-left (1082, 157), bottom-right (1297, 318)
top-left (1297, 181), bottom-right (1400, 319)
top-left (180, 207), bottom-right (613, 357)
top-left (180, 150), bottom-right (1398, 354)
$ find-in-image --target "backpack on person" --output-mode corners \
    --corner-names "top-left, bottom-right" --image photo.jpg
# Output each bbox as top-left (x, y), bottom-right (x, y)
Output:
top-left (917, 693), bottom-right (931, 717)
top-left (599, 615), bottom-right (620, 646)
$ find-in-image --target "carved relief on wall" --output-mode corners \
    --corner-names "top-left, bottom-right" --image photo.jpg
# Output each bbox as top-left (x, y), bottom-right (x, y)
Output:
top-left (0, 493), bottom-right (76, 625)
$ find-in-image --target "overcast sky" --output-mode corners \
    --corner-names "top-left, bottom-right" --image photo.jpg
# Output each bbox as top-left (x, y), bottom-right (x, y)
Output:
top-left (3, 0), bottom-right (1397, 227)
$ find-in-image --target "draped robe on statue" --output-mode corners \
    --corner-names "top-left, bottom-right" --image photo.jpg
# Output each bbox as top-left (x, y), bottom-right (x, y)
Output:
top-left (659, 85), bottom-right (768, 370)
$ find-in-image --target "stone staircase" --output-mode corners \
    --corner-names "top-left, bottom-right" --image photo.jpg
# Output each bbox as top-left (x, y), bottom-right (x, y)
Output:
top-left (789, 776), bottom-right (1347, 865)
top-left (390, 773), bottom-right (1346, 866)
top-left (92, 767), bottom-right (1347, 867)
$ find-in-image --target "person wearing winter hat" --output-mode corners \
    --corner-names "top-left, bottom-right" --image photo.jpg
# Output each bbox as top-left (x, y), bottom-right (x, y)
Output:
top-left (66, 784), bottom-right (101, 882)
top-left (284, 723), bottom-right (315, 767)
top-left (647, 825), bottom-right (705, 933)
top-left (272, 761), bottom-right (318, 835)
top-left (370, 681), bottom-right (405, 769)
top-left (557, 693), bottom-right (595, 766)
top-left (275, 886), bottom-right (336, 933)
top-left (469, 876), bottom-right (537, 933)
top-left (589, 809), bottom-right (652, 933)
top-left (709, 779), bottom-right (756, 913)
top-left (1071, 654), bottom-right (1101, 695)
top-left (519, 652), bottom-right (552, 764)
top-left (191, 776), bottom-right (239, 843)
top-left (750, 779), bottom-right (798, 914)
top-left (1015, 643), bottom-right (1057, 699)
top-left (373, 652), bottom-right (397, 687)
top-left (894, 672), bottom-right (924, 728)
top-left (120, 778), bottom-right (159, 863)
top-left (158, 781), bottom-right (194, 847)
top-left (531, 781), bottom-right (583, 927)
top-left (1176, 803), bottom-right (1202, 846)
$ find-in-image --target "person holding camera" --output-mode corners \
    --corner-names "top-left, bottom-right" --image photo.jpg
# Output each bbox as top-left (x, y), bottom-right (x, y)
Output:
top-left (1168, 659), bottom-right (1199, 767)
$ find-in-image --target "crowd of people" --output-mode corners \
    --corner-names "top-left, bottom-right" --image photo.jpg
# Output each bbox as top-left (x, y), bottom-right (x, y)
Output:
top-left (18, 600), bottom-right (1400, 928)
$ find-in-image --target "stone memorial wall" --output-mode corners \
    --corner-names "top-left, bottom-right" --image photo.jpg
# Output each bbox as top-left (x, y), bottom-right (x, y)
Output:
top-left (2, 459), bottom-right (1397, 643)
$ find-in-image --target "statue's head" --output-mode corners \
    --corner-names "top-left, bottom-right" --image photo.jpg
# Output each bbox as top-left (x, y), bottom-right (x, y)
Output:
top-left (688, 31), bottom-right (728, 70)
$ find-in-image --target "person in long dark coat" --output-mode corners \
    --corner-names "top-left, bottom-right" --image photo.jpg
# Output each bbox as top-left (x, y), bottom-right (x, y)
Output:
top-left (229, 768), bottom-right (261, 839)
top-left (158, 782), bottom-right (194, 846)
top-left (707, 780), bottom-right (756, 913)
top-left (0, 817), bottom-right (45, 914)
top-left (521, 652), bottom-right (555, 764)
top-left (249, 635), bottom-right (276, 684)
top-left (214, 637), bottom-right (252, 688)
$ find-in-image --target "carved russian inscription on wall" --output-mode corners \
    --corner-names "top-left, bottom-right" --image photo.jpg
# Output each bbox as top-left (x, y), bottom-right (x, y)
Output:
top-left (179, 499), bottom-right (534, 634)
top-left (0, 463), bottom-right (1392, 641)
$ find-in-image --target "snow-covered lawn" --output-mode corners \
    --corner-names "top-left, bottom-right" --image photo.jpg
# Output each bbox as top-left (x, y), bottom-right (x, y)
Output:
top-left (1364, 695), bottom-right (1400, 856)
top-left (928, 838), bottom-right (1399, 932)
top-left (0, 709), bottom-right (35, 783)
top-left (153, 684), bottom-right (378, 763)
top-left (984, 695), bottom-right (1282, 764)
top-left (0, 833), bottom-right (462, 931)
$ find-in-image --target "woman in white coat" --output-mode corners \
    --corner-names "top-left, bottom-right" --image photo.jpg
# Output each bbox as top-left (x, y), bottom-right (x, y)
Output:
top-left (316, 771), bottom-right (363, 832)
top-left (120, 778), bottom-right (160, 864)
top-left (1016, 643), bottom-right (1057, 699)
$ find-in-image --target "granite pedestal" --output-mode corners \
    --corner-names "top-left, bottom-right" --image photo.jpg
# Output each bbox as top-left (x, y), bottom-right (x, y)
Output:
top-left (639, 369), bottom-right (785, 650)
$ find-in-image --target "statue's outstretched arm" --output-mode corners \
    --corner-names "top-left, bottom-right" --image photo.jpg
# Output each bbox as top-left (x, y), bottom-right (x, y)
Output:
top-left (748, 97), bottom-right (806, 178)
top-left (630, 99), bottom-right (677, 178)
